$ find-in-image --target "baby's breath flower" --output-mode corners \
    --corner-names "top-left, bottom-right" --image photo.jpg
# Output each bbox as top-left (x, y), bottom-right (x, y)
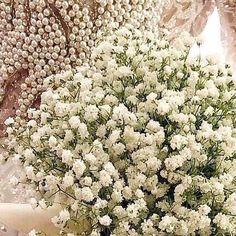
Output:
top-left (8, 26), bottom-right (236, 236)
top-left (99, 215), bottom-right (112, 226)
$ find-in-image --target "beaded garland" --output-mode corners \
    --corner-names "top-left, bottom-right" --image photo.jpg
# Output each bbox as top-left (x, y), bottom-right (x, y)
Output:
top-left (0, 0), bottom-right (166, 134)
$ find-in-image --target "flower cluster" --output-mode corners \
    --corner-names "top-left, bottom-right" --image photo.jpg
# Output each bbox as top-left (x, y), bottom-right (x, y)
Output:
top-left (7, 26), bottom-right (236, 235)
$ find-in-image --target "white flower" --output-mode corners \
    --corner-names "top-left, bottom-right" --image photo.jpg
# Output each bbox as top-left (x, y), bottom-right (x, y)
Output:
top-left (164, 66), bottom-right (172, 75)
top-left (62, 173), bottom-right (74, 188)
top-left (213, 213), bottom-right (231, 231)
top-left (99, 104), bottom-right (111, 117)
top-left (126, 46), bottom-right (136, 58)
top-left (80, 77), bottom-right (92, 91)
top-left (111, 189), bottom-right (123, 203)
top-left (96, 125), bottom-right (107, 138)
top-left (78, 123), bottom-right (89, 139)
top-left (64, 130), bottom-right (74, 142)
top-left (171, 113), bottom-right (188, 123)
top-left (45, 174), bottom-right (60, 191)
top-left (127, 204), bottom-right (139, 219)
top-left (59, 209), bottom-right (70, 222)
top-left (27, 120), bottom-right (37, 128)
top-left (4, 117), bottom-right (14, 126)
top-left (61, 150), bottom-right (73, 165)
top-left (212, 182), bottom-right (224, 195)
top-left (38, 199), bottom-right (47, 209)
top-left (24, 149), bottom-right (35, 160)
top-left (104, 162), bottom-right (116, 174)
top-left (68, 116), bottom-right (80, 129)
top-left (99, 215), bottom-right (112, 226)
top-left (204, 106), bottom-right (214, 116)
top-left (54, 102), bottom-right (69, 117)
top-left (99, 170), bottom-right (113, 187)
top-left (146, 93), bottom-right (157, 101)
top-left (73, 160), bottom-right (86, 178)
top-left (108, 130), bottom-right (121, 145)
top-left (146, 157), bottom-right (161, 171)
top-left (28, 229), bottom-right (37, 236)
top-left (41, 112), bottom-right (50, 124)
top-left (170, 135), bottom-right (187, 150)
top-left (84, 153), bottom-right (96, 164)
top-left (81, 176), bottom-right (92, 186)
top-left (84, 105), bottom-right (99, 122)
top-left (157, 100), bottom-right (170, 115)
top-left (198, 205), bottom-right (211, 215)
top-left (8, 25), bottom-right (236, 236)
top-left (81, 187), bottom-right (94, 202)
top-left (52, 209), bottom-right (70, 228)
top-left (224, 193), bottom-right (236, 214)
top-left (159, 216), bottom-right (178, 233)
top-left (48, 136), bottom-right (57, 148)
top-left (115, 66), bottom-right (132, 78)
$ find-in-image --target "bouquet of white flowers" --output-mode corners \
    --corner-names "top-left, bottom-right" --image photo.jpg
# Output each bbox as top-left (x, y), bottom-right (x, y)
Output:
top-left (7, 26), bottom-right (236, 236)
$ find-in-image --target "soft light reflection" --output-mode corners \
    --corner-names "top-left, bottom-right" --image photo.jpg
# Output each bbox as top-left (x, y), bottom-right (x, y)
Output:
top-left (201, 8), bottom-right (224, 57)
top-left (191, 8), bottom-right (224, 62)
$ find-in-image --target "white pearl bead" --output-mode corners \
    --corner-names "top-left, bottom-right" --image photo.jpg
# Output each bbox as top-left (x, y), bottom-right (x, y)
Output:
top-left (38, 28), bottom-right (44, 35)
top-left (24, 99), bottom-right (30, 106)
top-left (83, 15), bottom-right (90, 23)
top-left (15, 62), bottom-right (21, 69)
top-left (21, 92), bottom-right (28, 98)
top-left (45, 25), bottom-right (51, 32)
top-left (95, 19), bottom-right (102, 27)
top-left (28, 94), bottom-right (35, 101)
top-left (69, 10), bottom-right (75, 17)
top-left (37, 85), bottom-right (42, 91)
top-left (40, 70), bottom-right (47, 77)
top-left (31, 88), bottom-right (37, 95)
top-left (43, 9), bottom-right (50, 17)
top-left (64, 15), bottom-right (71, 22)
top-left (18, 99), bottom-right (24, 105)
top-left (82, 8), bottom-right (89, 15)
top-left (25, 78), bottom-right (31, 85)
top-left (16, 110), bottom-right (22, 116)
top-left (79, 22), bottom-right (86, 29)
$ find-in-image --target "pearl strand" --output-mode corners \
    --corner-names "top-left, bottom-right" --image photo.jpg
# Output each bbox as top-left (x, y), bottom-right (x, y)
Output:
top-left (0, 0), bottom-right (166, 126)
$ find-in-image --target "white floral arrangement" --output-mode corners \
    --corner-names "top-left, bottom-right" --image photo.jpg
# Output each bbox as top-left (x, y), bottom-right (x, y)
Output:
top-left (6, 26), bottom-right (236, 236)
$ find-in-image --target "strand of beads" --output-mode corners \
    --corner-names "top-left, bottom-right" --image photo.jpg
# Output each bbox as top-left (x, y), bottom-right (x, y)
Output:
top-left (0, 0), bottom-right (166, 131)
